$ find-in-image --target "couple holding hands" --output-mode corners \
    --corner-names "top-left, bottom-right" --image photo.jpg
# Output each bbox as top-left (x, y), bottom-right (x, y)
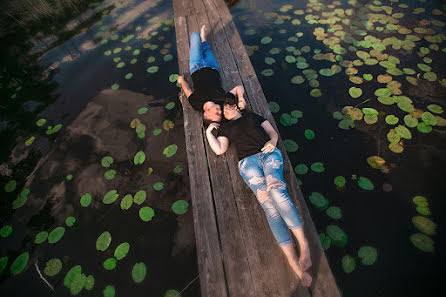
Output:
top-left (177, 25), bottom-right (312, 287)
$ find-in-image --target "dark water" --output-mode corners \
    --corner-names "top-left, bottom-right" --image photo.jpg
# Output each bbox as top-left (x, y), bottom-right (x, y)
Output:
top-left (1, 0), bottom-right (445, 296)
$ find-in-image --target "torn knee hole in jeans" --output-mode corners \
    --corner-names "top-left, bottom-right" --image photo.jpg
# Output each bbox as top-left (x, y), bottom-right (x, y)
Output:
top-left (266, 160), bottom-right (282, 169)
top-left (266, 175), bottom-right (285, 191)
top-left (257, 189), bottom-right (269, 203)
top-left (248, 176), bottom-right (264, 185)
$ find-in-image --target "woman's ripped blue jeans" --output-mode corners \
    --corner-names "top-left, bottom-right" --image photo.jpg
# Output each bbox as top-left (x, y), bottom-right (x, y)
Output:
top-left (189, 32), bottom-right (219, 74)
top-left (238, 148), bottom-right (302, 246)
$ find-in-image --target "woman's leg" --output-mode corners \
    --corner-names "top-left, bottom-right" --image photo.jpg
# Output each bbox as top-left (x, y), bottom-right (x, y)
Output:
top-left (262, 149), bottom-right (312, 271)
top-left (200, 25), bottom-right (219, 71)
top-left (189, 32), bottom-right (203, 74)
top-left (281, 243), bottom-right (312, 287)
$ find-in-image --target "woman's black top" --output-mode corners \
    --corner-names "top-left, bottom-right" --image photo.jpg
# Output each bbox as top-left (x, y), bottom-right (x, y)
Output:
top-left (217, 113), bottom-right (270, 160)
top-left (188, 67), bottom-right (235, 111)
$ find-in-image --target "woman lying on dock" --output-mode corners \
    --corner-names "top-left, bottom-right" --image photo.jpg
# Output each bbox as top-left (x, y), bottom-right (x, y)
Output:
top-left (205, 101), bottom-right (313, 287)
top-left (177, 25), bottom-right (246, 122)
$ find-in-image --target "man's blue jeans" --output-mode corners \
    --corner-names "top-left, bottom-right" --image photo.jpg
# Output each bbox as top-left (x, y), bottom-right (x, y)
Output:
top-left (189, 32), bottom-right (219, 74)
top-left (238, 148), bottom-right (303, 246)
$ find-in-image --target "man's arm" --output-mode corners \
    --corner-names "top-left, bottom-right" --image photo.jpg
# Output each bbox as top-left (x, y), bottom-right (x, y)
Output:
top-left (205, 123), bottom-right (229, 155)
top-left (177, 76), bottom-right (193, 98)
top-left (229, 85), bottom-right (246, 110)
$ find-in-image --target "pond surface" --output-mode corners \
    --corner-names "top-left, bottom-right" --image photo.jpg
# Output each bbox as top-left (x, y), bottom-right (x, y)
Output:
top-left (0, 0), bottom-right (445, 296)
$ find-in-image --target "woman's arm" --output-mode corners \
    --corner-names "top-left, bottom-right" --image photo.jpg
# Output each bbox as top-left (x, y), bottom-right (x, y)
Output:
top-left (261, 120), bottom-right (279, 153)
top-left (177, 76), bottom-right (193, 98)
top-left (229, 85), bottom-right (246, 110)
top-left (205, 123), bottom-right (229, 155)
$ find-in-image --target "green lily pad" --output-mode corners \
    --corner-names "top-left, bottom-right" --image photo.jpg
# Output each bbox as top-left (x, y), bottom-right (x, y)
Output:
top-left (269, 102), bottom-right (280, 113)
top-left (64, 265), bottom-right (81, 288)
top-left (296, 62), bottom-right (309, 69)
top-left (358, 246), bottom-right (378, 265)
top-left (84, 275), bottom-right (94, 290)
top-left (139, 207), bottom-right (155, 222)
top-left (152, 129), bottom-right (162, 136)
top-left (165, 102), bottom-right (175, 110)
top-left (104, 285), bottom-right (115, 297)
top-left (35, 231), bottom-right (48, 244)
top-left (5, 180), bottom-right (16, 192)
top-left (319, 233), bottom-right (331, 250)
top-left (96, 231), bottom-right (112, 251)
top-left (164, 54), bottom-right (173, 62)
top-left (338, 117), bottom-right (355, 130)
top-left (285, 55), bottom-right (296, 63)
top-left (378, 96), bottom-right (394, 105)
top-left (363, 74), bottom-right (373, 81)
top-left (319, 68), bottom-right (334, 76)
top-left (423, 72), bottom-right (437, 82)
top-left (173, 165), bottom-right (183, 174)
top-left (342, 255), bottom-right (356, 273)
top-left (374, 88), bottom-right (391, 97)
top-left (44, 258), bottom-right (62, 276)
top-left (283, 139), bottom-right (298, 152)
top-left (427, 104), bottom-right (443, 114)
top-left (125, 73), bottom-right (133, 79)
top-left (421, 112), bottom-right (437, 126)
top-left (101, 156), bottom-right (114, 168)
top-left (416, 206), bottom-right (431, 216)
top-left (138, 107), bottom-right (148, 115)
top-left (280, 113), bottom-right (297, 126)
top-left (389, 142), bottom-right (404, 153)
top-left (291, 110), bottom-right (303, 118)
top-left (395, 125), bottom-right (412, 139)
top-left (153, 182), bottom-right (164, 191)
top-left (172, 200), bottom-right (189, 215)
top-left (417, 122), bottom-right (432, 133)
top-left (304, 129), bottom-right (315, 140)
top-left (294, 164), bottom-right (308, 175)
top-left (410, 233), bottom-right (434, 253)
top-left (114, 242), bottom-right (130, 260)
top-left (417, 63), bottom-right (431, 72)
top-left (132, 262), bottom-right (147, 283)
top-left (261, 69), bottom-right (274, 76)
top-left (133, 190), bottom-right (146, 205)
top-left (120, 194), bottom-right (133, 210)
top-left (310, 89), bottom-right (322, 98)
top-left (103, 190), bottom-right (119, 204)
top-left (364, 114), bottom-right (378, 124)
top-left (385, 115), bottom-right (399, 125)
top-left (349, 87), bottom-right (362, 98)
top-left (104, 170), bottom-right (116, 180)
top-left (326, 206), bottom-right (342, 219)
top-left (358, 177), bottom-right (374, 190)
top-left (413, 196), bottom-right (427, 205)
top-left (387, 130), bottom-right (400, 143)
top-left (311, 162), bottom-right (325, 173)
top-left (36, 118), bottom-right (47, 127)
top-left (261, 36), bottom-right (272, 44)
top-left (367, 156), bottom-right (385, 169)
top-left (103, 258), bottom-right (117, 270)
top-left (163, 144), bottom-right (178, 158)
top-left (169, 74), bottom-right (179, 83)
top-left (0, 257), bottom-right (8, 276)
top-left (48, 226), bottom-right (65, 244)
top-left (264, 57), bottom-right (276, 65)
top-left (12, 194), bottom-right (27, 209)
top-left (134, 151), bottom-right (146, 165)
top-left (309, 192), bottom-right (329, 211)
top-left (111, 83), bottom-right (119, 90)
top-left (80, 193), bottom-right (92, 207)
top-left (165, 290), bottom-right (181, 297)
top-left (0, 225), bottom-right (12, 237)
top-left (362, 108), bottom-right (378, 115)
top-left (404, 115), bottom-right (418, 127)
top-left (10, 252), bottom-right (29, 275)
top-left (326, 225), bottom-right (347, 247)
top-left (412, 216), bottom-right (437, 236)
top-left (147, 66), bottom-right (159, 73)
top-left (334, 176), bottom-right (346, 187)
top-left (65, 216), bottom-right (76, 227)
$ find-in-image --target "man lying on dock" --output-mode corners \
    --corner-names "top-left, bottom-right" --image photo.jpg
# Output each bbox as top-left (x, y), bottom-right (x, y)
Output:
top-left (177, 25), bottom-right (246, 123)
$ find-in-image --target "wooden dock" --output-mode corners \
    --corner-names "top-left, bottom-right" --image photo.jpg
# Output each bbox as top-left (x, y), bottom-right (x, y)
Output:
top-left (173, 0), bottom-right (341, 296)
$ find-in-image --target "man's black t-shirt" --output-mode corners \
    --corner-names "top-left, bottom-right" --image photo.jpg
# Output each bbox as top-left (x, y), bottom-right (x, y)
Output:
top-left (217, 113), bottom-right (270, 160)
top-left (188, 67), bottom-right (235, 111)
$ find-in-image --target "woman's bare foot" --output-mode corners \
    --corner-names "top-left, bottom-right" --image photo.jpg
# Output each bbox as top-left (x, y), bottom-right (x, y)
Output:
top-left (200, 24), bottom-right (207, 42)
top-left (280, 243), bottom-right (312, 287)
top-left (299, 242), bottom-right (312, 272)
top-left (296, 269), bottom-right (312, 287)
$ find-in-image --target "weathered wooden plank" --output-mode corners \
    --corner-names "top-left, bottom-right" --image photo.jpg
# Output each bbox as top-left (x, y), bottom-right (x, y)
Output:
top-left (173, 3), bottom-right (228, 297)
top-left (212, 1), bottom-right (341, 296)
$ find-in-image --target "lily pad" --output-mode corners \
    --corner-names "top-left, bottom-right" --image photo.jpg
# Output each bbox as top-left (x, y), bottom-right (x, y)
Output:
top-left (120, 194), bottom-right (133, 210)
top-left (342, 255), bottom-right (356, 273)
top-left (319, 233), bottom-right (331, 250)
top-left (104, 170), bottom-right (116, 180)
top-left (84, 275), bottom-right (94, 290)
top-left (358, 177), bottom-right (374, 190)
top-left (404, 115), bottom-right (418, 128)
top-left (285, 55), bottom-right (296, 63)
top-left (163, 144), bottom-right (178, 158)
top-left (291, 110), bottom-right (303, 118)
top-left (421, 112), bottom-right (437, 126)
top-left (417, 122), bottom-right (432, 133)
top-left (134, 151), bottom-right (146, 165)
top-left (412, 216), bottom-right (437, 236)
top-left (311, 162), bottom-right (325, 173)
top-left (358, 246), bottom-right (378, 265)
top-left (374, 88), bottom-right (391, 97)
top-left (165, 102), bottom-right (175, 110)
top-left (385, 115), bottom-right (399, 125)
top-left (326, 225), bottom-right (347, 247)
top-left (310, 89), bottom-right (322, 98)
top-left (294, 164), bottom-right (308, 175)
top-left (139, 206), bottom-right (155, 222)
top-left (0, 225), bottom-right (12, 237)
top-left (363, 74), bottom-right (373, 81)
top-left (319, 68), bottom-right (334, 76)
top-left (114, 242), bottom-right (130, 260)
top-left (389, 142), bottom-right (404, 153)
top-left (334, 176), bottom-right (346, 187)
top-left (133, 190), bottom-right (146, 205)
top-left (268, 102), bottom-right (280, 113)
top-left (362, 108), bottom-right (378, 115)
top-left (427, 104), bottom-right (443, 114)
top-left (283, 139), bottom-right (298, 152)
top-left (36, 119), bottom-right (47, 127)
top-left (103, 258), bottom-right (117, 270)
top-left (367, 156), bottom-right (385, 169)
top-left (173, 165), bottom-right (183, 174)
top-left (364, 114), bottom-right (378, 124)
top-left (172, 200), bottom-right (189, 215)
top-left (410, 233), bottom-right (434, 253)
top-left (304, 129), bottom-right (315, 140)
top-left (5, 180), bottom-right (16, 192)
top-left (103, 190), bottom-right (119, 204)
top-left (48, 226), bottom-right (65, 244)
top-left (0, 257), bottom-right (8, 276)
top-left (147, 66), bottom-right (159, 73)
top-left (80, 193), bottom-right (92, 207)
top-left (132, 262), bottom-right (147, 283)
top-left (101, 156), bottom-right (114, 168)
top-left (417, 63), bottom-right (431, 72)
top-left (349, 87), bottom-right (362, 98)
top-left (395, 125), bottom-right (412, 139)
top-left (111, 83), bottom-right (119, 90)
top-left (65, 217), bottom-right (76, 227)
top-left (96, 231), bottom-right (112, 251)
top-left (10, 252), bottom-right (29, 275)
top-left (35, 231), bottom-right (48, 244)
top-left (261, 69), bottom-right (274, 76)
top-left (153, 182), bottom-right (164, 191)
top-left (44, 258), bottom-right (62, 277)
top-left (64, 265), bottom-right (81, 288)
top-left (326, 206), bottom-right (342, 219)
top-left (104, 285), bottom-right (115, 297)
top-left (138, 107), bottom-right (148, 114)
top-left (309, 192), bottom-right (329, 211)
top-left (261, 36), bottom-right (272, 44)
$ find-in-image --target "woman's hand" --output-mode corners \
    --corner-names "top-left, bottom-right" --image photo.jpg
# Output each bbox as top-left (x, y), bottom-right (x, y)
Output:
top-left (206, 122), bottom-right (220, 134)
top-left (238, 96), bottom-right (246, 110)
top-left (261, 140), bottom-right (277, 153)
top-left (177, 75), bottom-right (184, 85)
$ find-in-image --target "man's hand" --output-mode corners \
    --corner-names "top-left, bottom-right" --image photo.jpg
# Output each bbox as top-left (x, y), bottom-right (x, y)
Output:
top-left (206, 122), bottom-right (220, 135)
top-left (261, 140), bottom-right (276, 153)
top-left (238, 96), bottom-right (246, 110)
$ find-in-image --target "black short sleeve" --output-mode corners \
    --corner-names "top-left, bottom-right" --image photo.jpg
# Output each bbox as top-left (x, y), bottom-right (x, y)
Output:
top-left (187, 92), bottom-right (204, 111)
